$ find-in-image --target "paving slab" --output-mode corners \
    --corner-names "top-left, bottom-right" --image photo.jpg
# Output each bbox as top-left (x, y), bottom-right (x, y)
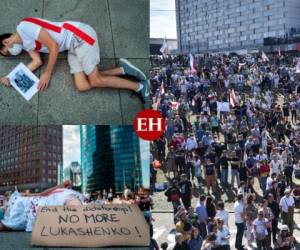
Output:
top-left (119, 58), bottom-right (150, 123)
top-left (38, 59), bottom-right (123, 124)
top-left (43, 0), bottom-right (114, 59)
top-left (0, 59), bottom-right (39, 124)
top-left (108, 0), bottom-right (149, 59)
top-left (0, 232), bottom-right (148, 250)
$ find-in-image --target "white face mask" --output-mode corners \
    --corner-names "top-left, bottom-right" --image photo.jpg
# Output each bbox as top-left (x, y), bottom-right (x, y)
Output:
top-left (8, 43), bottom-right (23, 56)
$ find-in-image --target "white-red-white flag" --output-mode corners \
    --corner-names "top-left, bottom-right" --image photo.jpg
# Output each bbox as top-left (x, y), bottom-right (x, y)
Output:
top-left (230, 89), bottom-right (237, 107)
top-left (160, 82), bottom-right (165, 94)
top-left (160, 37), bottom-right (169, 56)
top-left (189, 54), bottom-right (197, 74)
top-left (296, 58), bottom-right (300, 73)
top-left (171, 101), bottom-right (179, 110)
top-left (262, 51), bottom-right (269, 62)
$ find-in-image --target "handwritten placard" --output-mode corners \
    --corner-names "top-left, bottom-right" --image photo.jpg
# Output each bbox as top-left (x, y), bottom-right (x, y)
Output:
top-left (31, 204), bottom-right (150, 247)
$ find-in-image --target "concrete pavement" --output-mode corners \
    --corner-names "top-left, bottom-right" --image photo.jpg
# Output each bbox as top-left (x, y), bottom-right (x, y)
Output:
top-left (0, 0), bottom-right (149, 124)
top-left (0, 231), bottom-right (148, 250)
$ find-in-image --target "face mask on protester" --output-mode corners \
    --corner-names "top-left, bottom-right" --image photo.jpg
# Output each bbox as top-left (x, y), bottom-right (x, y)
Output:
top-left (8, 44), bottom-right (23, 56)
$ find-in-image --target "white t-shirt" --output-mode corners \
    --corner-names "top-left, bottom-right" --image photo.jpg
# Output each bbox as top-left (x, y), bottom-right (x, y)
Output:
top-left (279, 195), bottom-right (295, 213)
top-left (266, 176), bottom-right (273, 191)
top-left (253, 218), bottom-right (268, 237)
top-left (17, 18), bottom-right (81, 52)
top-left (216, 209), bottom-right (229, 226)
top-left (216, 226), bottom-right (230, 246)
top-left (234, 201), bottom-right (244, 223)
top-left (270, 160), bottom-right (281, 175)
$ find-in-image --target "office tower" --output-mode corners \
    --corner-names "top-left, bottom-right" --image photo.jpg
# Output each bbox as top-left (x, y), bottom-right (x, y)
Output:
top-left (80, 125), bottom-right (150, 194)
top-left (0, 126), bottom-right (63, 192)
top-left (176, 0), bottom-right (300, 53)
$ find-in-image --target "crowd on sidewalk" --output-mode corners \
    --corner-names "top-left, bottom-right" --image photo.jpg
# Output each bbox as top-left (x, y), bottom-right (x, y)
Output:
top-left (150, 52), bottom-right (300, 250)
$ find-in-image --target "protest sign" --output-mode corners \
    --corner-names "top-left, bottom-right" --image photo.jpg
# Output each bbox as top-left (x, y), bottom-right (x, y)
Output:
top-left (217, 102), bottom-right (230, 112)
top-left (31, 204), bottom-right (150, 247)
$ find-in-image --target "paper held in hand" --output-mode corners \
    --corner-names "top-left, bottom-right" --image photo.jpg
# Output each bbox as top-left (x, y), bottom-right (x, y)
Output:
top-left (7, 63), bottom-right (39, 101)
top-left (31, 204), bottom-right (150, 248)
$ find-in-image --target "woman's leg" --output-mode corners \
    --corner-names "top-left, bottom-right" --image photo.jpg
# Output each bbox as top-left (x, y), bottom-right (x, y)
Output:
top-left (73, 72), bottom-right (92, 92)
top-left (100, 67), bottom-right (124, 76)
top-left (88, 67), bottom-right (139, 91)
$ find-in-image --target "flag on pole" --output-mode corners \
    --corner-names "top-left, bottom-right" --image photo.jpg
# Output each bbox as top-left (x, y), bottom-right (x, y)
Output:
top-left (296, 58), bottom-right (300, 73)
top-left (189, 54), bottom-right (197, 74)
top-left (155, 82), bottom-right (165, 108)
top-left (230, 89), bottom-right (237, 107)
top-left (160, 82), bottom-right (165, 95)
top-left (262, 51), bottom-right (269, 62)
top-left (159, 36), bottom-right (169, 56)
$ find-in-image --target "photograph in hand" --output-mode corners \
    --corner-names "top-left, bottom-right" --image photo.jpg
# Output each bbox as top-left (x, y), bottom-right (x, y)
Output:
top-left (13, 69), bottom-right (35, 93)
top-left (7, 62), bottom-right (39, 101)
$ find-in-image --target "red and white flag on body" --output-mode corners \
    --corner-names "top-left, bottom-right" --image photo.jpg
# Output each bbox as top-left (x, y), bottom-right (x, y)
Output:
top-left (278, 47), bottom-right (281, 57)
top-left (160, 36), bottom-right (169, 56)
top-left (262, 51), bottom-right (269, 62)
top-left (296, 58), bottom-right (300, 73)
top-left (230, 89), bottom-right (237, 107)
top-left (189, 54), bottom-right (197, 74)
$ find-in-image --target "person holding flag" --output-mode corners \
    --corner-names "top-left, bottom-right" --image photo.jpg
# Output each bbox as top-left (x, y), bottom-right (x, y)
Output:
top-left (160, 36), bottom-right (169, 57)
top-left (261, 51), bottom-right (269, 62)
top-left (189, 54), bottom-right (197, 74)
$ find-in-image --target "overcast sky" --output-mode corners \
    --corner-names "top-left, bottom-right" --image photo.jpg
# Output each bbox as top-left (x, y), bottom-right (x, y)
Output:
top-left (150, 0), bottom-right (177, 39)
top-left (63, 125), bottom-right (80, 168)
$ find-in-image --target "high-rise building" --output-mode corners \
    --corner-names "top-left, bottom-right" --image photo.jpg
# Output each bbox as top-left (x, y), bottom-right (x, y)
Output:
top-left (175, 0), bottom-right (300, 53)
top-left (63, 161), bottom-right (81, 189)
top-left (80, 125), bottom-right (150, 194)
top-left (0, 126), bottom-right (63, 192)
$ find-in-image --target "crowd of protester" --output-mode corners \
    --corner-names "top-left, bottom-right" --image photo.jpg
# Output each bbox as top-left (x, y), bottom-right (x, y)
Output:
top-left (150, 52), bottom-right (300, 250)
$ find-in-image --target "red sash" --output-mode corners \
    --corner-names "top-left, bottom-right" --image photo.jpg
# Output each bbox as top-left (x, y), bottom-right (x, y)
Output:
top-left (22, 17), bottom-right (96, 50)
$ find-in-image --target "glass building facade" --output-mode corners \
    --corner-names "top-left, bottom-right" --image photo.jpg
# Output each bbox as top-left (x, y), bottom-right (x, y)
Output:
top-left (176, 0), bottom-right (300, 53)
top-left (80, 125), bottom-right (150, 194)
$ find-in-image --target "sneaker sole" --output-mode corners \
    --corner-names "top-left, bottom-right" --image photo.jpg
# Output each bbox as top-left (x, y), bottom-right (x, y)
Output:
top-left (120, 58), bottom-right (147, 80)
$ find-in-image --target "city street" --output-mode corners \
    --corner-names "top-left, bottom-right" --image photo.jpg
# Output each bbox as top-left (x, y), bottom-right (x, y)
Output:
top-left (153, 211), bottom-right (300, 250)
top-left (152, 169), bottom-right (300, 249)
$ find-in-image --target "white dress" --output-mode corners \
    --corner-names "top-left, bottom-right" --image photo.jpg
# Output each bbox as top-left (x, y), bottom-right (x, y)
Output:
top-left (1, 188), bottom-right (84, 232)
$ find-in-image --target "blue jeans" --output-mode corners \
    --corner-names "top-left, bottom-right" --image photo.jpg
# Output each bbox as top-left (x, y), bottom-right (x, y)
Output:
top-left (231, 169), bottom-right (240, 187)
top-left (221, 168), bottom-right (228, 185)
top-left (235, 222), bottom-right (245, 250)
top-left (260, 176), bottom-right (268, 194)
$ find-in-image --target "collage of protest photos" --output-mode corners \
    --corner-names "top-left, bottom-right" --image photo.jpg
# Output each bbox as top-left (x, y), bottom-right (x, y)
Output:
top-left (1, 0), bottom-right (300, 250)
top-left (0, 0), bottom-right (153, 249)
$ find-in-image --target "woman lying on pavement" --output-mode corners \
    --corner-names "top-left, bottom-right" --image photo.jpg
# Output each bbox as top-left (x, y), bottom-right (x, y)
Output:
top-left (0, 180), bottom-right (84, 232)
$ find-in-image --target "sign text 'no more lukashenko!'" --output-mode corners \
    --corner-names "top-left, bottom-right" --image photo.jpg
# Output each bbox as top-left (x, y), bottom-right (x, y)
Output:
top-left (31, 204), bottom-right (150, 247)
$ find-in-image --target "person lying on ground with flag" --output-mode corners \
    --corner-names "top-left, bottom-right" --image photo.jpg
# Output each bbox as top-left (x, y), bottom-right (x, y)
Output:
top-left (0, 180), bottom-right (84, 232)
top-left (0, 17), bottom-right (150, 108)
